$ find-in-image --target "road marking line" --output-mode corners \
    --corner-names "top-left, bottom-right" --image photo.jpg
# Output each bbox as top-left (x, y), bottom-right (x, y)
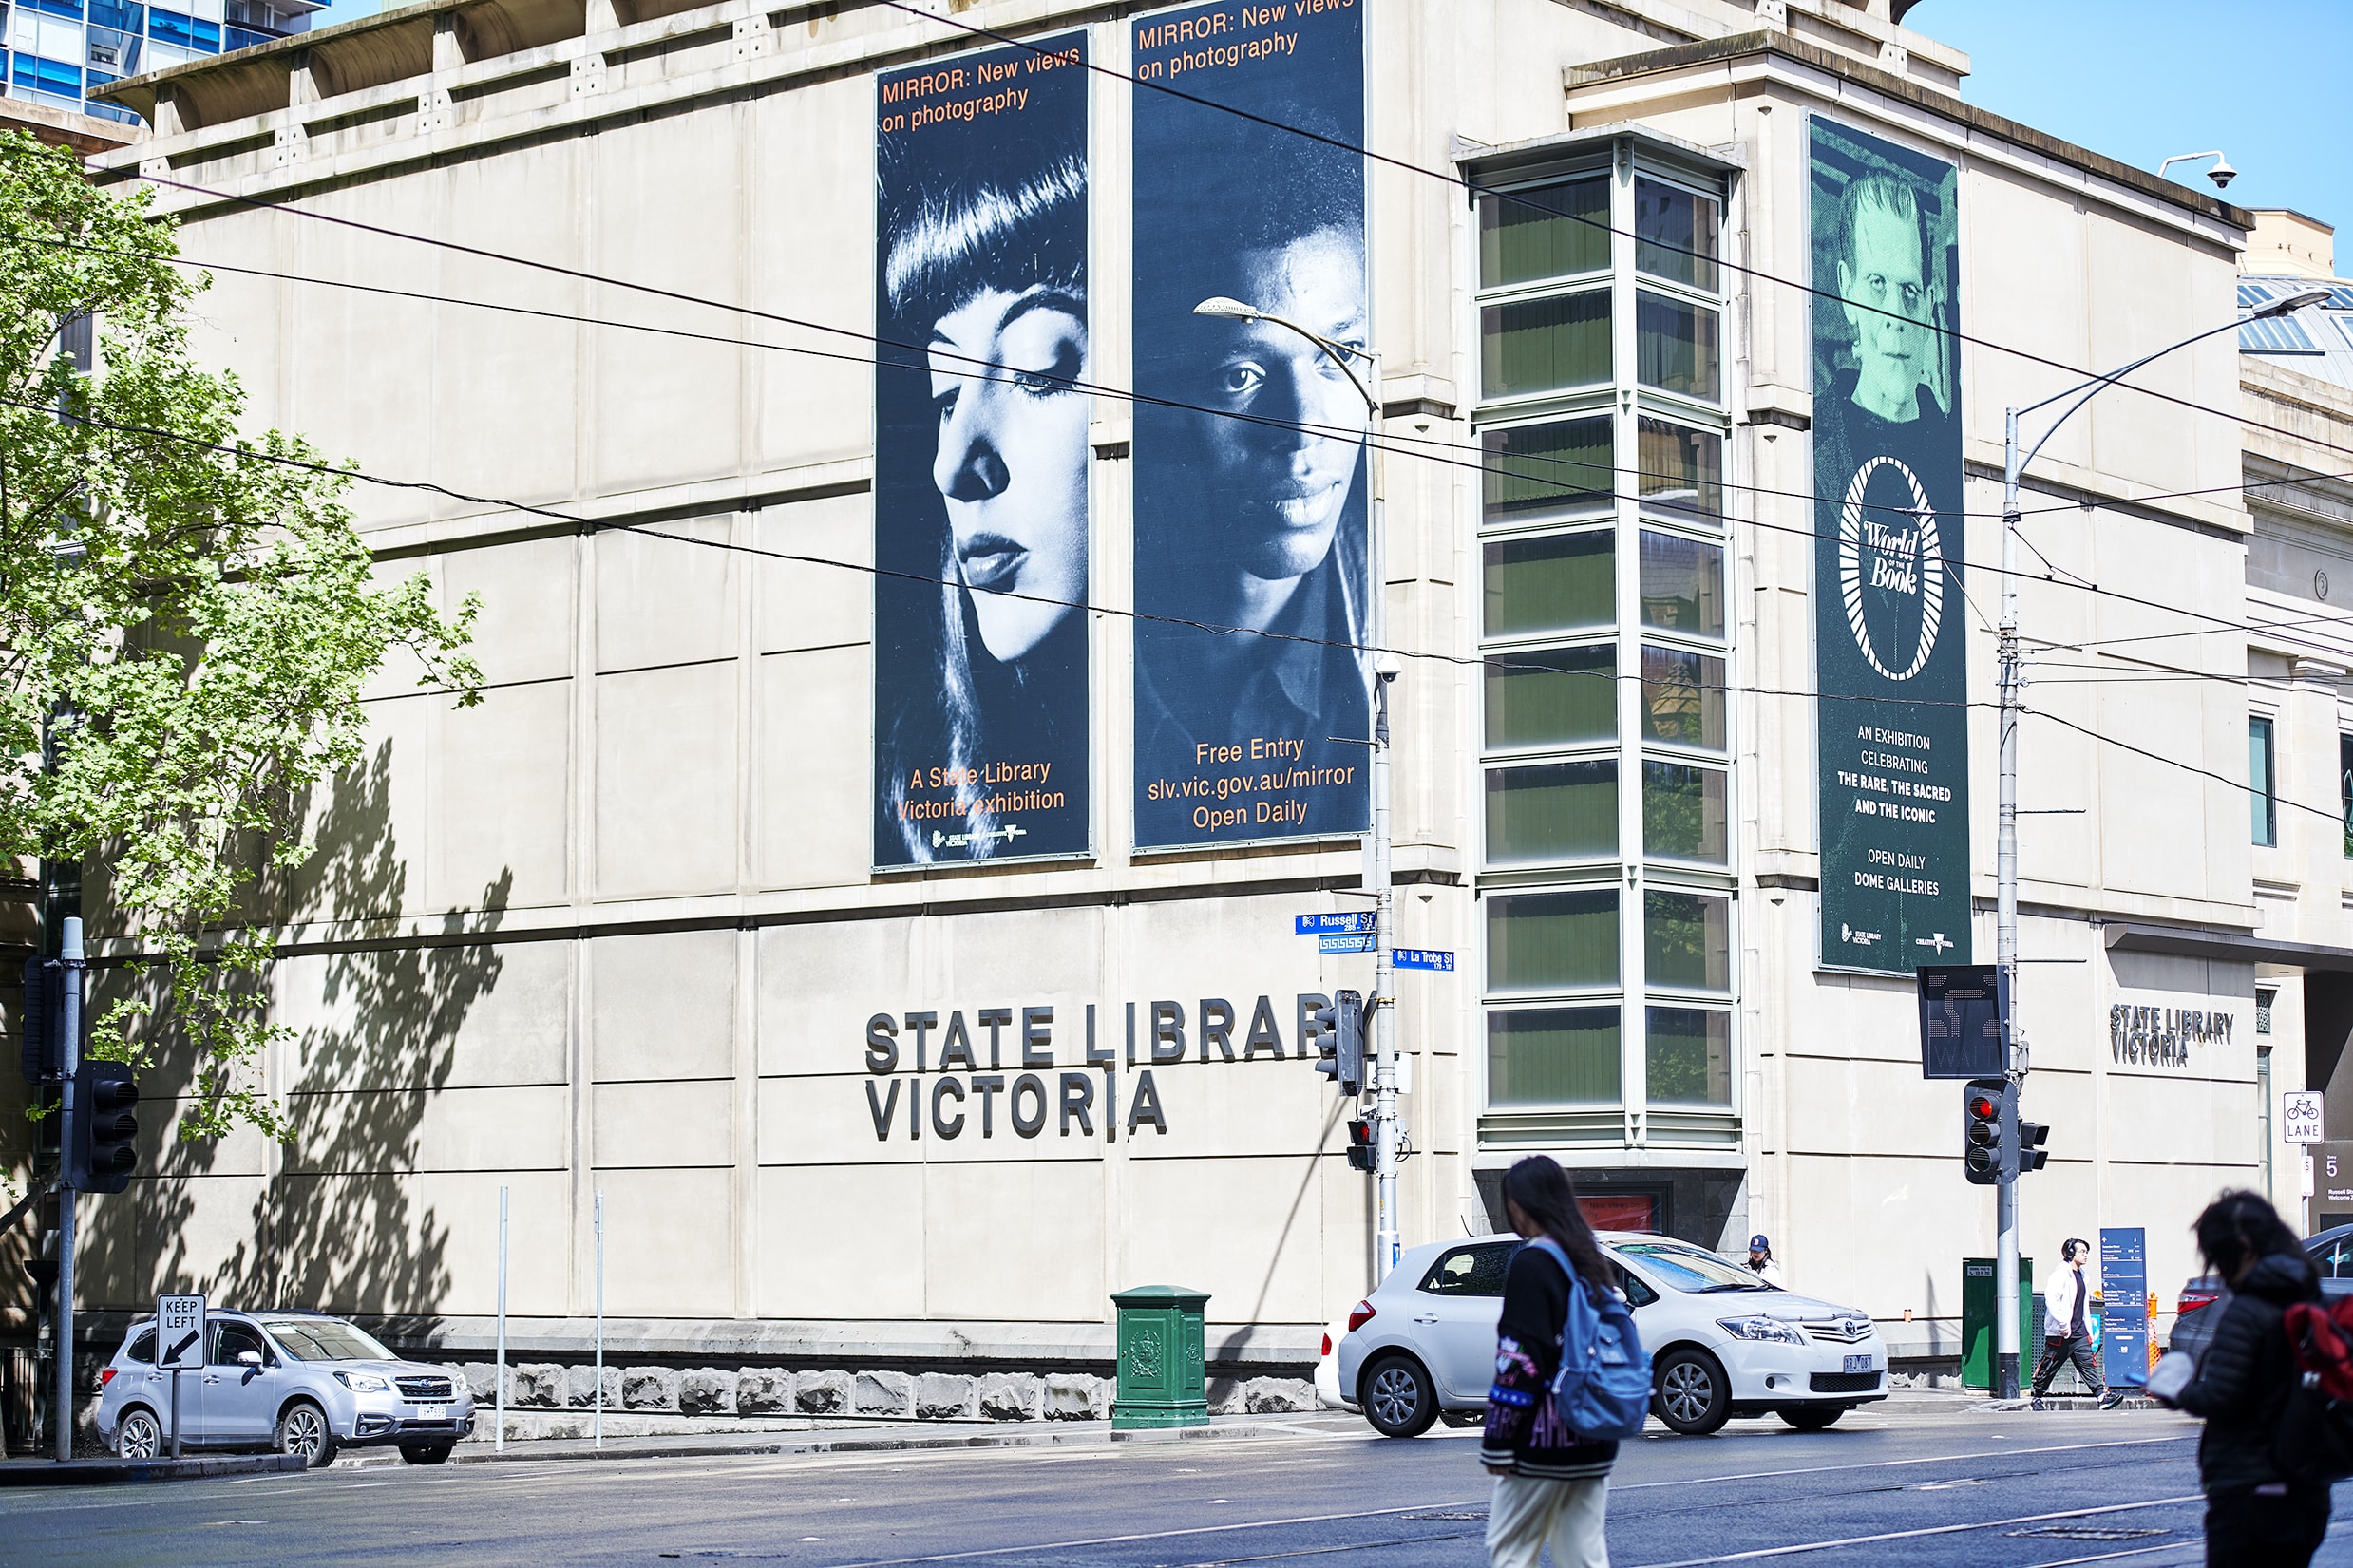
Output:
top-left (1614, 1433), bottom-right (2188, 1492)
top-left (811, 1497), bottom-right (1493, 1566)
top-left (1626, 1493), bottom-right (2203, 1566)
top-left (2027, 1547), bottom-right (2188, 1568)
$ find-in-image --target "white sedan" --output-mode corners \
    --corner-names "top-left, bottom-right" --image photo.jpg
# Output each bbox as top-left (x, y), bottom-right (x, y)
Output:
top-left (1335, 1231), bottom-right (1887, 1437)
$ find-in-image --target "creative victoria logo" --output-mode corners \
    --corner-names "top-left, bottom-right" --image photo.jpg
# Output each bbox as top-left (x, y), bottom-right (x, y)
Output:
top-left (1837, 455), bottom-right (1944, 682)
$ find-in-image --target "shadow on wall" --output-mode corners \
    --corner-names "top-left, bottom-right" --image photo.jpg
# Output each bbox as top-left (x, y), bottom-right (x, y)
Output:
top-left (79, 740), bottom-right (512, 1317)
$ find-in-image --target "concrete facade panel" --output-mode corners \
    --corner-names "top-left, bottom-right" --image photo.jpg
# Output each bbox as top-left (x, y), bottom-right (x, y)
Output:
top-left (921, 1159), bottom-right (1105, 1322)
top-left (757, 916), bottom-right (919, 1079)
top-left (749, 78), bottom-right (874, 472)
top-left (595, 1078), bottom-right (734, 1170)
top-left (596, 660), bottom-right (740, 897)
top-left (441, 534), bottom-right (579, 689)
top-left (273, 937), bottom-right (570, 1092)
top-left (288, 1084), bottom-right (569, 1174)
top-left (752, 644), bottom-right (866, 889)
top-left (752, 493), bottom-right (870, 654)
top-left (759, 1162), bottom-right (923, 1319)
top-left (597, 515), bottom-right (741, 674)
top-left (436, 677), bottom-right (572, 910)
top-left (593, 928), bottom-right (738, 1083)
top-left (1121, 1155), bottom-right (1330, 1327)
top-left (598, 1166), bottom-right (735, 1317)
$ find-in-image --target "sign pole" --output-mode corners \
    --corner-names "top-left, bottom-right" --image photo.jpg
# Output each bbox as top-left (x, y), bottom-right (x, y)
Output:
top-left (1994, 412), bottom-right (2025, 1402)
top-left (1365, 353), bottom-right (1402, 1286)
top-left (496, 1184), bottom-right (508, 1453)
top-left (51, 916), bottom-right (82, 1462)
top-left (593, 1188), bottom-right (604, 1450)
top-left (169, 1370), bottom-right (180, 1458)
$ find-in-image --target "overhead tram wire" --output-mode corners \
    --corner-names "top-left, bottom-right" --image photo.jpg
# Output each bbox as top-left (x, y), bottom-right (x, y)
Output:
top-left (4, 390), bottom-right (1996, 715)
top-left (22, 394), bottom-right (2324, 825)
top-left (10, 226), bottom-right (2348, 668)
top-left (869, 0), bottom-right (2353, 466)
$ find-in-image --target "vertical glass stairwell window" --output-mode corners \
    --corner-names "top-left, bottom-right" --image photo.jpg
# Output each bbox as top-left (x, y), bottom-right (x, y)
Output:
top-left (1473, 147), bottom-right (1734, 1134)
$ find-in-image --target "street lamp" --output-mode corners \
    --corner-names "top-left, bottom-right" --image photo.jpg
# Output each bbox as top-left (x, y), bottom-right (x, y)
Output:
top-left (1191, 294), bottom-right (1405, 1280)
top-left (1989, 283), bottom-right (2328, 1397)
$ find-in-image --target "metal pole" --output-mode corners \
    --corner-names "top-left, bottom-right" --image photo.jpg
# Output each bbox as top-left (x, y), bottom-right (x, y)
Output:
top-left (52, 916), bottom-right (82, 1462)
top-left (1367, 357), bottom-right (1400, 1286)
top-left (496, 1184), bottom-right (508, 1452)
top-left (593, 1188), bottom-right (604, 1449)
top-left (1996, 411), bottom-right (2022, 1402)
top-left (169, 1370), bottom-right (180, 1459)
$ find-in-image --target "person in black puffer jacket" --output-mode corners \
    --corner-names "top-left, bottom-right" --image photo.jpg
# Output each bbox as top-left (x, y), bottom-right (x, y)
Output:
top-left (2166, 1190), bottom-right (2331, 1568)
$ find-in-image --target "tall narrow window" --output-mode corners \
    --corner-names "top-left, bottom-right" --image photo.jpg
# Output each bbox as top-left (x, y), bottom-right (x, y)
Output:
top-left (2340, 733), bottom-right (2352, 857)
top-left (2251, 717), bottom-right (2278, 847)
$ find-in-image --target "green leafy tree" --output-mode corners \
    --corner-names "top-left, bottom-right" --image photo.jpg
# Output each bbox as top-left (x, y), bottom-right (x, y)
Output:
top-left (0, 132), bottom-right (480, 1144)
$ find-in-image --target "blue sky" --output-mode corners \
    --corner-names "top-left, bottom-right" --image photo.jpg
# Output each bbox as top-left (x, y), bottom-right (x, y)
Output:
top-left (299, 0), bottom-right (2344, 246)
top-left (1919, 0), bottom-right (2344, 234)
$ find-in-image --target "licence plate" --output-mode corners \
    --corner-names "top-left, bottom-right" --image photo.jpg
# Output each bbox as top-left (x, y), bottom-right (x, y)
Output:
top-left (414, 1405), bottom-right (446, 1421)
top-left (1844, 1354), bottom-right (1873, 1374)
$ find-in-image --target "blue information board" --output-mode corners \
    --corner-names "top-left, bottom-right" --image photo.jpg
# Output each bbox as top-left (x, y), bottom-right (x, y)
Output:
top-left (1297, 912), bottom-right (1376, 935)
top-left (1394, 949), bottom-right (1455, 973)
top-left (2099, 1227), bottom-right (2149, 1389)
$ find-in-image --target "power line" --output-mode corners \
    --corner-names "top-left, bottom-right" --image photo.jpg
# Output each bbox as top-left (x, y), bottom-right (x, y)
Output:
top-left (2024, 704), bottom-right (2345, 831)
top-left (15, 224), bottom-right (2349, 671)
top-left (875, 0), bottom-right (2353, 465)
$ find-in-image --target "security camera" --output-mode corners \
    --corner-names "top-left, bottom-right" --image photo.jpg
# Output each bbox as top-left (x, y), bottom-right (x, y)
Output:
top-left (2208, 160), bottom-right (2236, 191)
top-left (1374, 650), bottom-right (1403, 683)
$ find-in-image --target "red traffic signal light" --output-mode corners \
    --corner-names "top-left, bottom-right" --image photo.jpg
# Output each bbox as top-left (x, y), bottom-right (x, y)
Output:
top-left (1963, 1079), bottom-right (2004, 1185)
top-left (1344, 1118), bottom-right (1375, 1172)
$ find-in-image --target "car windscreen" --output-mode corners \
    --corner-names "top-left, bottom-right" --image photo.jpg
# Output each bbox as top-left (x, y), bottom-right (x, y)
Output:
top-left (262, 1320), bottom-right (394, 1362)
top-left (1610, 1241), bottom-right (1772, 1294)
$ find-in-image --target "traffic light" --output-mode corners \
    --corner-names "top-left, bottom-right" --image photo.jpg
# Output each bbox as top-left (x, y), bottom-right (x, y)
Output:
top-left (19, 956), bottom-right (63, 1083)
top-left (1964, 1079), bottom-right (2003, 1185)
top-left (1344, 1118), bottom-right (1375, 1172)
top-left (67, 1057), bottom-right (139, 1194)
top-left (1314, 989), bottom-right (1365, 1096)
top-left (2016, 1116), bottom-right (2050, 1174)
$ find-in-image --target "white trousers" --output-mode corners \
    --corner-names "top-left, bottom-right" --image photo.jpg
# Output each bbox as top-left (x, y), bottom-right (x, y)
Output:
top-left (1487, 1471), bottom-right (1609, 1568)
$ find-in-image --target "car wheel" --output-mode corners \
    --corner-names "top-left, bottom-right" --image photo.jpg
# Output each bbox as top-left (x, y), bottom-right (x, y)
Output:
top-left (275, 1400), bottom-right (338, 1467)
top-left (1777, 1405), bottom-right (1845, 1431)
top-left (116, 1407), bottom-right (162, 1460)
top-left (1652, 1348), bottom-right (1731, 1436)
top-left (1360, 1355), bottom-right (1439, 1439)
top-left (400, 1443), bottom-right (455, 1465)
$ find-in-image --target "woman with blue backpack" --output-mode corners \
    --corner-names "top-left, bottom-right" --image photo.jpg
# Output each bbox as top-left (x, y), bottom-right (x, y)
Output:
top-left (1481, 1156), bottom-right (1652, 1568)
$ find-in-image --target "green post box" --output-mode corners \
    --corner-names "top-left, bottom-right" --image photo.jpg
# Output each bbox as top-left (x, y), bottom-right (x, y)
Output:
top-left (1961, 1256), bottom-right (2035, 1391)
top-left (1110, 1284), bottom-right (1210, 1430)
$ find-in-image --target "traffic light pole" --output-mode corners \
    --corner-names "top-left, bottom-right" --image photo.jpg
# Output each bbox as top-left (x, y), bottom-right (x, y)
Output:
top-left (52, 916), bottom-right (82, 1461)
top-left (1367, 358), bottom-right (1402, 1285)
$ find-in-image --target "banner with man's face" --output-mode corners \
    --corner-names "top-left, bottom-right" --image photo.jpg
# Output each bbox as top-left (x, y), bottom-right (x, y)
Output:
top-left (1129, 0), bottom-right (1372, 851)
top-left (1809, 117), bottom-right (1970, 973)
top-left (872, 35), bottom-right (1091, 868)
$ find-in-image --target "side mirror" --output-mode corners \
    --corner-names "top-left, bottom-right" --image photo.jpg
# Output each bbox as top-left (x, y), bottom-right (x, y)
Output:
top-left (238, 1350), bottom-right (263, 1367)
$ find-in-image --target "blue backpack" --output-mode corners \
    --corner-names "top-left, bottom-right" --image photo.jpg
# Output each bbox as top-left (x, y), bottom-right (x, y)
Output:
top-left (1527, 1237), bottom-right (1653, 1441)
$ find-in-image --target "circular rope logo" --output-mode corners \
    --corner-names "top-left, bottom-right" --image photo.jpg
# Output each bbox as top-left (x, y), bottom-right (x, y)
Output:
top-left (1837, 455), bottom-right (1944, 682)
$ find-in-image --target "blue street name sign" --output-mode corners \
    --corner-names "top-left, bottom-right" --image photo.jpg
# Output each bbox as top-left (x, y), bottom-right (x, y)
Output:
top-left (1394, 949), bottom-right (1455, 973)
top-left (1297, 913), bottom-right (1376, 935)
top-left (1319, 934), bottom-right (1376, 954)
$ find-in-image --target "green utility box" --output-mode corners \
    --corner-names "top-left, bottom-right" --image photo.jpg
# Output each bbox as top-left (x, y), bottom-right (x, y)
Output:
top-left (1961, 1256), bottom-right (2035, 1391)
top-left (1110, 1284), bottom-right (1210, 1429)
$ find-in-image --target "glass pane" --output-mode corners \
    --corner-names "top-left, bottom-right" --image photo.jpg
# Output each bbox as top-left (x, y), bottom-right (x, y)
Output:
top-left (1485, 530), bottom-right (1613, 637)
top-left (1483, 290), bottom-right (1610, 400)
top-left (1641, 646), bottom-right (1725, 749)
top-left (1483, 417), bottom-right (1613, 522)
top-left (1642, 760), bottom-right (1727, 864)
top-left (1638, 531), bottom-right (1723, 636)
top-left (1480, 177), bottom-right (1609, 288)
top-left (1488, 1006), bottom-right (1621, 1105)
top-left (1637, 291), bottom-right (1720, 402)
top-left (1646, 1007), bottom-right (1731, 1105)
top-left (1635, 179), bottom-right (1721, 291)
top-left (1488, 762), bottom-right (1618, 864)
top-left (1638, 418), bottom-right (1722, 521)
top-left (1644, 890), bottom-right (1730, 992)
top-left (2252, 717), bottom-right (2276, 847)
top-left (1489, 890), bottom-right (1621, 991)
top-left (1487, 646), bottom-right (1616, 749)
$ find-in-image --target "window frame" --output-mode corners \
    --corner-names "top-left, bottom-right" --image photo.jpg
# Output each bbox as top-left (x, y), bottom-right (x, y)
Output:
top-left (2251, 714), bottom-right (2279, 847)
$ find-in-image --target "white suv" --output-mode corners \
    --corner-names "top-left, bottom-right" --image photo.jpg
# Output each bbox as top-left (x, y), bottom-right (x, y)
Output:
top-left (1336, 1232), bottom-right (1887, 1437)
top-left (96, 1311), bottom-right (476, 1466)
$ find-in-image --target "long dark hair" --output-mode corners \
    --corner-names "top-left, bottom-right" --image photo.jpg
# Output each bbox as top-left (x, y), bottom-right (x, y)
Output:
top-left (2193, 1189), bottom-right (2302, 1283)
top-left (1503, 1156), bottom-right (1616, 1294)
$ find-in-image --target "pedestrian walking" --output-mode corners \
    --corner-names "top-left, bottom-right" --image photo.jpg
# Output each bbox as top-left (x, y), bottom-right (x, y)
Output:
top-left (2032, 1237), bottom-right (2121, 1408)
top-left (1742, 1235), bottom-right (1783, 1288)
top-left (1481, 1156), bottom-right (1621, 1568)
top-left (2158, 1190), bottom-right (2332, 1568)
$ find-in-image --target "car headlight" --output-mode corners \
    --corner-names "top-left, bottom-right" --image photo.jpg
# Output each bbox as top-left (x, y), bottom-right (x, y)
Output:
top-left (334, 1371), bottom-right (392, 1392)
top-left (1717, 1315), bottom-right (1809, 1345)
top-left (448, 1372), bottom-right (470, 1396)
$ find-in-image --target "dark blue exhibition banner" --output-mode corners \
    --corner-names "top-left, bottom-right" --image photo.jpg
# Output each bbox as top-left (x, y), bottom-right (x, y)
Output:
top-left (2099, 1227), bottom-right (2149, 1389)
top-left (872, 34), bottom-right (1091, 867)
top-left (1130, 0), bottom-right (1372, 850)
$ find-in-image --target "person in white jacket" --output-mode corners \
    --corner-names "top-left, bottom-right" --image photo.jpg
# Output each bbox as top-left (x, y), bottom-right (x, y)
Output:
top-left (2032, 1238), bottom-right (2122, 1407)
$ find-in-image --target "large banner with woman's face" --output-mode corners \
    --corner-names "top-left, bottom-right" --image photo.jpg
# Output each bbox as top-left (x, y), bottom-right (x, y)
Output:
top-left (873, 35), bottom-right (1091, 867)
top-left (1129, 0), bottom-right (1373, 850)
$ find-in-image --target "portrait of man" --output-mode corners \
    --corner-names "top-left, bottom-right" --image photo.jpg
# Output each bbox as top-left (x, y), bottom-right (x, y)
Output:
top-left (1812, 169), bottom-right (1957, 508)
top-left (1129, 32), bottom-right (1373, 849)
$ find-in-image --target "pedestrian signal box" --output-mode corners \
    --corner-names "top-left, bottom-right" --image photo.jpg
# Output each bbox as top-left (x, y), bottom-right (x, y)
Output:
top-left (1344, 1118), bottom-right (1374, 1172)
